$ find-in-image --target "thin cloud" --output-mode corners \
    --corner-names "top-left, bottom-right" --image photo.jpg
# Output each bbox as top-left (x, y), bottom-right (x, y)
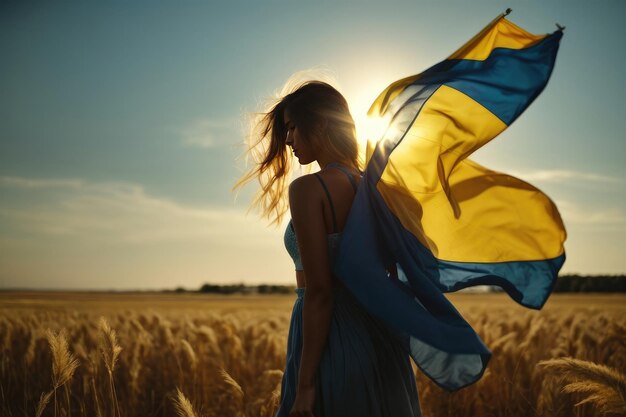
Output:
top-left (507, 169), bottom-right (623, 184)
top-left (0, 176), bottom-right (85, 189)
top-left (0, 175), bottom-right (280, 244)
top-left (178, 117), bottom-right (242, 149)
top-left (555, 199), bottom-right (626, 226)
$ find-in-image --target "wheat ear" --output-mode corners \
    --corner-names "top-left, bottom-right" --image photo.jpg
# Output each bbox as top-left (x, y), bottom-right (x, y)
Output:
top-left (538, 357), bottom-right (626, 415)
top-left (219, 367), bottom-right (244, 405)
top-left (98, 317), bottom-right (122, 375)
top-left (173, 388), bottom-right (199, 417)
top-left (46, 329), bottom-right (79, 417)
top-left (46, 329), bottom-right (79, 390)
top-left (98, 317), bottom-right (122, 417)
top-left (34, 390), bottom-right (53, 417)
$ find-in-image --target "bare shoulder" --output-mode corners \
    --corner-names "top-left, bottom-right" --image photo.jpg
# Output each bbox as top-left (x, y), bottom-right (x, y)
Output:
top-left (288, 174), bottom-right (321, 200)
top-left (289, 174), bottom-right (322, 218)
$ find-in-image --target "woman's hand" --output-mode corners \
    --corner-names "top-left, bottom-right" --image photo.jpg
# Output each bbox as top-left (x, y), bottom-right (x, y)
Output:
top-left (289, 385), bottom-right (316, 417)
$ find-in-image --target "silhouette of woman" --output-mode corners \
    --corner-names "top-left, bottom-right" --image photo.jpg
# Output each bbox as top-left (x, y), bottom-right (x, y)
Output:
top-left (234, 80), bottom-right (422, 417)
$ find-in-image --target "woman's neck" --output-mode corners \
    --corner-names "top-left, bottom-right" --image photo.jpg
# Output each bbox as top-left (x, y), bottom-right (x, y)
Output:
top-left (318, 156), bottom-right (354, 171)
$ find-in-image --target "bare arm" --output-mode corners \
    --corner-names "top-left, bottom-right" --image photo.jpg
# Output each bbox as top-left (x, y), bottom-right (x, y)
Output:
top-left (289, 175), bottom-right (335, 392)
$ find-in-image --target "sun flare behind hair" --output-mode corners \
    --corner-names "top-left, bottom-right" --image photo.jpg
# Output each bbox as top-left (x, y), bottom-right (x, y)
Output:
top-left (351, 110), bottom-right (391, 166)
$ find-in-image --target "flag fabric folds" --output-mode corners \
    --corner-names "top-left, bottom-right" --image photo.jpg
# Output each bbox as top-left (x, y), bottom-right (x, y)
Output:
top-left (333, 12), bottom-right (566, 392)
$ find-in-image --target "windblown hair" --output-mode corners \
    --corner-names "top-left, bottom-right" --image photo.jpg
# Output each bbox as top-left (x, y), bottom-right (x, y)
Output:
top-left (233, 79), bottom-right (360, 227)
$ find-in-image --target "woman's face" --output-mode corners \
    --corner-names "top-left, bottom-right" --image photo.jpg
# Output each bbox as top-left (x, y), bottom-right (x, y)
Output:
top-left (284, 109), bottom-right (318, 165)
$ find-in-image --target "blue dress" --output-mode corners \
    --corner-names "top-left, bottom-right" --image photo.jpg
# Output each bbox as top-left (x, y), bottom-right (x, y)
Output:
top-left (276, 162), bottom-right (422, 417)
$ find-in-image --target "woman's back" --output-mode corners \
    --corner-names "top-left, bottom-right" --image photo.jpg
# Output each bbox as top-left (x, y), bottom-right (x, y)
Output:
top-left (314, 163), bottom-right (362, 235)
top-left (283, 162), bottom-right (362, 288)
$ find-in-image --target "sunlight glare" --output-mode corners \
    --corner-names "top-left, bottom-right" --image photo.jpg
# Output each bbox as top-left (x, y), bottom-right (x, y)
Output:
top-left (350, 103), bottom-right (391, 164)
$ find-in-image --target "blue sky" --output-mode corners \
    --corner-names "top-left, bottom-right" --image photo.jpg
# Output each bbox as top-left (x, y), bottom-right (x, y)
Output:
top-left (1, 0), bottom-right (624, 290)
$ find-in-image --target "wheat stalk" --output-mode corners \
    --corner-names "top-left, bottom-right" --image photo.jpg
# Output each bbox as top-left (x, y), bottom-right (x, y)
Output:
top-left (98, 317), bottom-right (122, 375)
top-left (538, 357), bottom-right (626, 416)
top-left (173, 388), bottom-right (199, 417)
top-left (34, 390), bottom-right (53, 417)
top-left (98, 317), bottom-right (122, 417)
top-left (46, 329), bottom-right (79, 417)
top-left (219, 368), bottom-right (244, 400)
top-left (260, 381), bottom-right (282, 417)
top-left (91, 376), bottom-right (103, 417)
top-left (46, 329), bottom-right (79, 390)
top-left (181, 340), bottom-right (198, 370)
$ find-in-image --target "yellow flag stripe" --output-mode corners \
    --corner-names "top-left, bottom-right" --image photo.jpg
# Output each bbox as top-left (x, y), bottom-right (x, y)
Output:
top-left (377, 85), bottom-right (565, 262)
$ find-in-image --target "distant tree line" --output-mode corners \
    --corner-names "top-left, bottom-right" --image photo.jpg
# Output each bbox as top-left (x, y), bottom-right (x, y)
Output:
top-left (553, 274), bottom-right (626, 293)
top-left (195, 283), bottom-right (294, 295)
top-left (167, 274), bottom-right (625, 295)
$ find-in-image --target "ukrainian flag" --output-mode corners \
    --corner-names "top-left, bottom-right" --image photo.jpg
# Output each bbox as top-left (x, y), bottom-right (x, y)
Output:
top-left (334, 11), bottom-right (566, 391)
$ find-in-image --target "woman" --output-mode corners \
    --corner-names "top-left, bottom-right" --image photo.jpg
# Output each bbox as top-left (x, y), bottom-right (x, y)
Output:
top-left (234, 80), bottom-right (422, 417)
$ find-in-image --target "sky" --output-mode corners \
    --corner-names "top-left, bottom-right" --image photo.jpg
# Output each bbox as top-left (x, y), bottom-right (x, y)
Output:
top-left (1, 0), bottom-right (624, 290)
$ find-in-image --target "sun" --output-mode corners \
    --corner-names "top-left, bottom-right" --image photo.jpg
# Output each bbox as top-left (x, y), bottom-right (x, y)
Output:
top-left (349, 99), bottom-right (391, 165)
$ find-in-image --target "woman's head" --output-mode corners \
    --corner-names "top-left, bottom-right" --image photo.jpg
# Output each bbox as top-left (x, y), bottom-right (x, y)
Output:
top-left (281, 82), bottom-right (358, 166)
top-left (234, 80), bottom-right (360, 226)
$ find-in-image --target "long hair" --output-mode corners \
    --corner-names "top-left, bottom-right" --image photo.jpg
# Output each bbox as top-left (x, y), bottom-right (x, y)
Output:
top-left (233, 79), bottom-right (360, 227)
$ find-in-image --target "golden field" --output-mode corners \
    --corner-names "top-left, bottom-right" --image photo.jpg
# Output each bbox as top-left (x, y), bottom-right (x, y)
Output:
top-left (0, 291), bottom-right (624, 417)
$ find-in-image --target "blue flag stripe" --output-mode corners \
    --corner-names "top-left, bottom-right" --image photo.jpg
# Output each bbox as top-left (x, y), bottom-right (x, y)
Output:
top-left (385, 31), bottom-right (562, 126)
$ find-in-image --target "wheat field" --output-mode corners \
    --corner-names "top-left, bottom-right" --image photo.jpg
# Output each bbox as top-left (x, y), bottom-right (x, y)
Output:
top-left (0, 291), bottom-right (624, 417)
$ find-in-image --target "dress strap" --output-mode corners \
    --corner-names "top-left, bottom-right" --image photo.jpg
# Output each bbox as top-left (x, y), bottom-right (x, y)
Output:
top-left (325, 162), bottom-right (359, 193)
top-left (313, 173), bottom-right (338, 233)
